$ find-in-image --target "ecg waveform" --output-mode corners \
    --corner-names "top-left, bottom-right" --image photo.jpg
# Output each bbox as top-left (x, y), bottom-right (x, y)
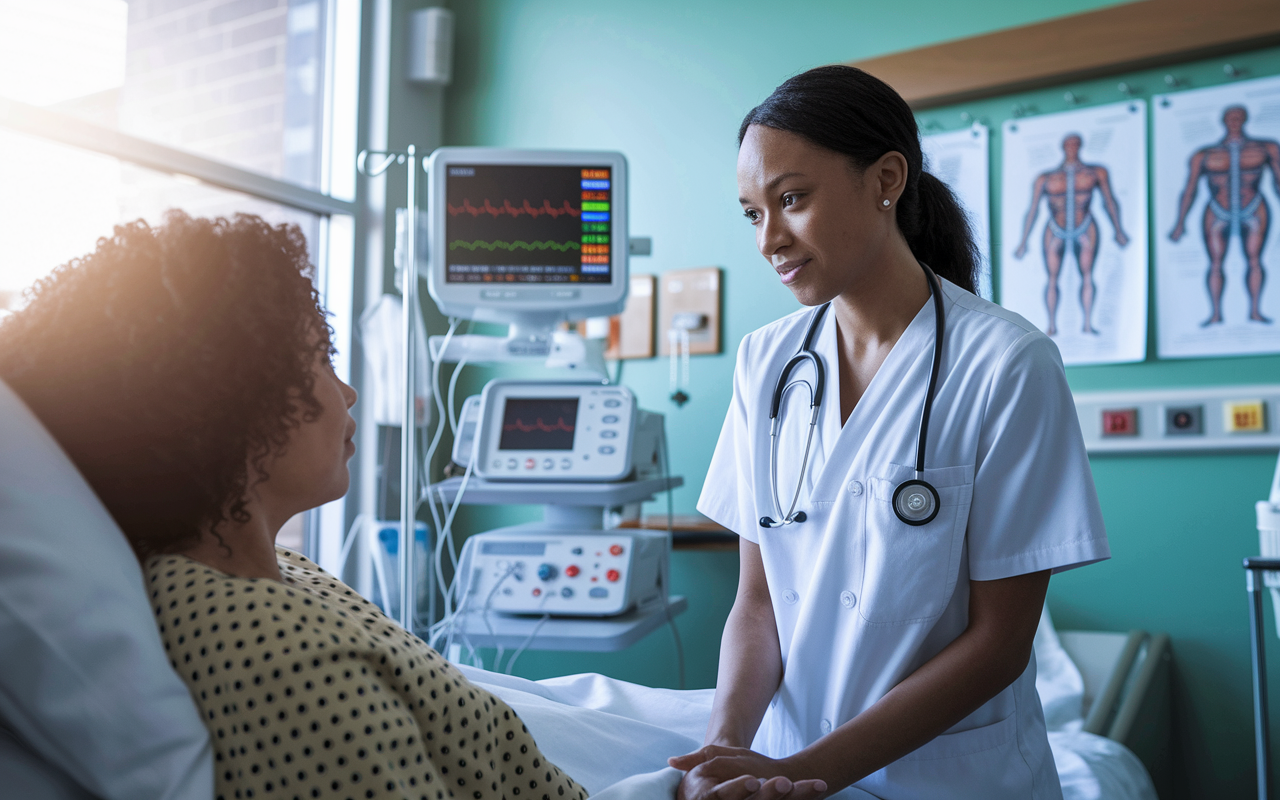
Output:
top-left (448, 199), bottom-right (581, 219)
top-left (503, 417), bottom-right (575, 433)
top-left (449, 240), bottom-right (580, 252)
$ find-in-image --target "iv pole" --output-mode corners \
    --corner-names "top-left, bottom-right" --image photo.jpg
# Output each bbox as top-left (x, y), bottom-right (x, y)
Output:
top-left (357, 144), bottom-right (419, 634)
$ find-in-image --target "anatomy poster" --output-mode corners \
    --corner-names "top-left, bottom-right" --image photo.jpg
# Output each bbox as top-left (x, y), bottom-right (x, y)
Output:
top-left (923, 124), bottom-right (992, 300)
top-left (1154, 74), bottom-right (1280, 359)
top-left (1000, 101), bottom-right (1148, 365)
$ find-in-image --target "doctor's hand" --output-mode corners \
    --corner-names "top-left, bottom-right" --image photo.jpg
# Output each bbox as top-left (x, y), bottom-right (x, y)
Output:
top-left (669, 745), bottom-right (828, 800)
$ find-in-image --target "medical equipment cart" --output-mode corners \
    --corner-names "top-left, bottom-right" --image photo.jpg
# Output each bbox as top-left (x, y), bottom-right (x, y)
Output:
top-left (429, 475), bottom-right (686, 652)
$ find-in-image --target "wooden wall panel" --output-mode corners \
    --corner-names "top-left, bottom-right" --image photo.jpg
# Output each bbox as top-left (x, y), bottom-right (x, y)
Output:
top-left (848, 0), bottom-right (1280, 109)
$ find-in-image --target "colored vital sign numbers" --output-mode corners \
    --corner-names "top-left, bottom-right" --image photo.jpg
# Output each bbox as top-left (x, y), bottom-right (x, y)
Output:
top-left (580, 169), bottom-right (610, 275)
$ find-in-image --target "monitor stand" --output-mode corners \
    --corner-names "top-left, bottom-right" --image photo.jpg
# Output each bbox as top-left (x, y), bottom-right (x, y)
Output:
top-left (428, 322), bottom-right (608, 379)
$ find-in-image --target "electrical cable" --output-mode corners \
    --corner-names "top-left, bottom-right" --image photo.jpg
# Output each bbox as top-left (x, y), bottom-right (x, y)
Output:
top-left (446, 319), bottom-right (475, 436)
top-left (421, 316), bottom-right (460, 504)
top-left (424, 458), bottom-right (477, 654)
top-left (335, 513), bottom-right (368, 576)
top-left (447, 355), bottom-right (469, 436)
top-left (369, 524), bottom-right (394, 617)
top-left (412, 317), bottom-right (458, 637)
top-left (658, 427), bottom-right (685, 689)
top-left (474, 563), bottom-right (521, 670)
top-left (504, 615), bottom-right (551, 675)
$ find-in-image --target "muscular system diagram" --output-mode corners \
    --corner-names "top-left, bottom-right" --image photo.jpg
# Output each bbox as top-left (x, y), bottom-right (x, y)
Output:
top-left (1013, 134), bottom-right (1130, 336)
top-left (1169, 106), bottom-right (1280, 326)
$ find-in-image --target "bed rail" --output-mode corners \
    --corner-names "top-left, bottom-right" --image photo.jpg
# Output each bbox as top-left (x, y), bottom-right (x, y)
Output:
top-left (1065, 627), bottom-right (1172, 798)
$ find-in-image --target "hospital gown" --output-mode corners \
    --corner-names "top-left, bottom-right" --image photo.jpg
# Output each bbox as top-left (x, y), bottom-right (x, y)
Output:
top-left (146, 547), bottom-right (586, 800)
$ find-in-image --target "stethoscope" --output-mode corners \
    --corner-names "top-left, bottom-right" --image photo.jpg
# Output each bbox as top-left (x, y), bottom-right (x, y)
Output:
top-left (760, 262), bottom-right (946, 529)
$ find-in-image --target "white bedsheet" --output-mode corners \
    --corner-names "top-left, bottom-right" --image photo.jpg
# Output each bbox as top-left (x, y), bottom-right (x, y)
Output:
top-left (459, 610), bottom-right (1157, 800)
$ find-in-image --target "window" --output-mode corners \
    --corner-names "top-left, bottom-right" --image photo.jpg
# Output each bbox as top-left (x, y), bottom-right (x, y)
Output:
top-left (0, 0), bottom-right (361, 564)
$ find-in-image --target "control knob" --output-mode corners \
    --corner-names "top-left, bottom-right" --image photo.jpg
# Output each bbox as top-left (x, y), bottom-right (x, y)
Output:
top-left (537, 563), bottom-right (558, 582)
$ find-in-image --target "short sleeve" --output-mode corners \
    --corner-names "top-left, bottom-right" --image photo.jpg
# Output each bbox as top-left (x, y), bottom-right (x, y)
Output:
top-left (697, 333), bottom-right (760, 542)
top-left (967, 333), bottom-right (1110, 581)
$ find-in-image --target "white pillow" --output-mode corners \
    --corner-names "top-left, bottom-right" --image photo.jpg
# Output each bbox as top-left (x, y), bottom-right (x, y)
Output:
top-left (0, 379), bottom-right (212, 800)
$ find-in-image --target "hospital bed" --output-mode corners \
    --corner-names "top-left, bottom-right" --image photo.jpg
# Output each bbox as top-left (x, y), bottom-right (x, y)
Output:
top-left (0, 375), bottom-right (1166, 800)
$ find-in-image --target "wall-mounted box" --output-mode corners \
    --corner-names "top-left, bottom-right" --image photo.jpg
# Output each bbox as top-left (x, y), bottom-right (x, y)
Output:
top-left (1165, 405), bottom-right (1203, 436)
top-left (658, 267), bottom-right (721, 356)
top-left (1075, 385), bottom-right (1280, 453)
top-left (1225, 400), bottom-right (1267, 434)
top-left (1101, 408), bottom-right (1139, 437)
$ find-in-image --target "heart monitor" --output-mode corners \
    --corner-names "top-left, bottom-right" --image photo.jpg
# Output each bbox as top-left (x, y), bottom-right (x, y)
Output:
top-left (469, 381), bottom-right (644, 482)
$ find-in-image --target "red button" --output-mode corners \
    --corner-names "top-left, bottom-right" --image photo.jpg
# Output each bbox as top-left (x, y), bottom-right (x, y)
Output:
top-left (565, 565), bottom-right (580, 577)
top-left (609, 544), bottom-right (624, 556)
top-left (606, 569), bottom-right (620, 582)
top-left (1101, 408), bottom-right (1138, 437)
top-left (532, 588), bottom-right (541, 596)
top-left (525, 458), bottom-right (536, 469)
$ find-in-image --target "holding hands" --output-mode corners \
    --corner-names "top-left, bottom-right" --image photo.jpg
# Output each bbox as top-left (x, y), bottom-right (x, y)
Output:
top-left (669, 745), bottom-right (828, 800)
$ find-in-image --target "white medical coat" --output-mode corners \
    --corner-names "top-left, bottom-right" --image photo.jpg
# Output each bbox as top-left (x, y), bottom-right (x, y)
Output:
top-left (697, 278), bottom-right (1109, 800)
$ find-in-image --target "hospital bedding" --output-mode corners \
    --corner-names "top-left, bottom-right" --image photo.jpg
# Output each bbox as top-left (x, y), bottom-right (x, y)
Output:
top-left (459, 609), bottom-right (1158, 800)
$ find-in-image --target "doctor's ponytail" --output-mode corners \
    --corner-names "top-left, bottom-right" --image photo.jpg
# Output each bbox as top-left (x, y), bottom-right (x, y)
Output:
top-left (739, 66), bottom-right (979, 294)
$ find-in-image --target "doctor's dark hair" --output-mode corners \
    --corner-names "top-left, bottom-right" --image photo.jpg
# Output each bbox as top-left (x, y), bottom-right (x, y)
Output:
top-left (739, 65), bottom-right (979, 294)
top-left (0, 211), bottom-right (333, 562)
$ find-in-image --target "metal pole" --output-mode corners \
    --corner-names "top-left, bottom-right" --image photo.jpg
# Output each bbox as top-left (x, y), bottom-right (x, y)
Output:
top-left (399, 144), bottom-right (418, 635)
top-left (1250, 565), bottom-right (1273, 800)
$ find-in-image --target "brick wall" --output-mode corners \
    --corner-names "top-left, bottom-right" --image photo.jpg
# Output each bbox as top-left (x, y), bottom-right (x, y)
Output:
top-left (119, 0), bottom-right (325, 187)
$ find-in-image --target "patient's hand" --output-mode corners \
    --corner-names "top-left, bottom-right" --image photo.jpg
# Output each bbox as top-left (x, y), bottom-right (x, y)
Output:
top-left (669, 746), bottom-right (827, 800)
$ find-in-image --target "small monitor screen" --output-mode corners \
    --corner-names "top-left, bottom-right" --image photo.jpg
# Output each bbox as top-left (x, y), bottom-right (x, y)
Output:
top-left (498, 397), bottom-right (580, 451)
top-left (445, 164), bottom-right (612, 284)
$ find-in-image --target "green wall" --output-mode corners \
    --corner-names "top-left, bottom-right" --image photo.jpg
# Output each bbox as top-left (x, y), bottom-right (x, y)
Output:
top-left (913, 46), bottom-right (1280, 800)
top-left (440, 2), bottom-right (1279, 796)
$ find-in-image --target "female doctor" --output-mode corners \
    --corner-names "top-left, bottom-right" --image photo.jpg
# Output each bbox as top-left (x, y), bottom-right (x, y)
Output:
top-left (668, 66), bottom-right (1110, 800)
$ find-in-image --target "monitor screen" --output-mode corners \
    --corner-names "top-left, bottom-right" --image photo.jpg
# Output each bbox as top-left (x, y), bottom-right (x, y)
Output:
top-left (497, 397), bottom-right (580, 451)
top-left (445, 164), bottom-right (613, 285)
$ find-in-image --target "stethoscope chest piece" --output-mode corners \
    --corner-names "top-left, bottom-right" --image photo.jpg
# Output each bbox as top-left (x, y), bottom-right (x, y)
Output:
top-left (892, 479), bottom-right (940, 526)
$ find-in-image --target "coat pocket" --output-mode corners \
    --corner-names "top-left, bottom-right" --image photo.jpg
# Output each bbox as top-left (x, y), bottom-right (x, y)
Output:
top-left (859, 463), bottom-right (973, 624)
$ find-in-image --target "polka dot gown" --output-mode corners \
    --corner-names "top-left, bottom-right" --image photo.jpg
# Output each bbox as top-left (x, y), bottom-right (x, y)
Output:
top-left (147, 548), bottom-right (587, 800)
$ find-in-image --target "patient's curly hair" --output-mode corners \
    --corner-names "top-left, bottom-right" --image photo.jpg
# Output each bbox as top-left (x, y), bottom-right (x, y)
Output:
top-left (0, 211), bottom-right (333, 561)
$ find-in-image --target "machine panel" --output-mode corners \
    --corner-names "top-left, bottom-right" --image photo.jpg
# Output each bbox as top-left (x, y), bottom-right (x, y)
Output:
top-left (473, 381), bottom-right (636, 481)
top-left (458, 531), bottom-right (665, 617)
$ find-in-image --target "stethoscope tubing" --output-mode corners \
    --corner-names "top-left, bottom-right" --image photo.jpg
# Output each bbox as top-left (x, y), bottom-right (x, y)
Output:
top-left (763, 262), bottom-right (945, 529)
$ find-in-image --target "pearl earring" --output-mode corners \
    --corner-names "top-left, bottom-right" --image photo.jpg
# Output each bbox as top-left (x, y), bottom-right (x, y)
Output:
top-left (882, 199), bottom-right (891, 207)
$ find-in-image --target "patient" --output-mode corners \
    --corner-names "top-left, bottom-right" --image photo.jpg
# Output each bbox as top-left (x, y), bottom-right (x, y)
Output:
top-left (0, 212), bottom-right (587, 800)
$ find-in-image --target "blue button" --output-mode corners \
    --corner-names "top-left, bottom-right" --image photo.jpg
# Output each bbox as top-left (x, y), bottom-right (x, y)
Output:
top-left (604, 399), bottom-right (621, 408)
top-left (589, 587), bottom-right (608, 598)
top-left (600, 430), bottom-right (617, 439)
top-left (599, 445), bottom-right (615, 455)
top-left (602, 415), bottom-right (619, 423)
top-left (560, 587), bottom-right (574, 598)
